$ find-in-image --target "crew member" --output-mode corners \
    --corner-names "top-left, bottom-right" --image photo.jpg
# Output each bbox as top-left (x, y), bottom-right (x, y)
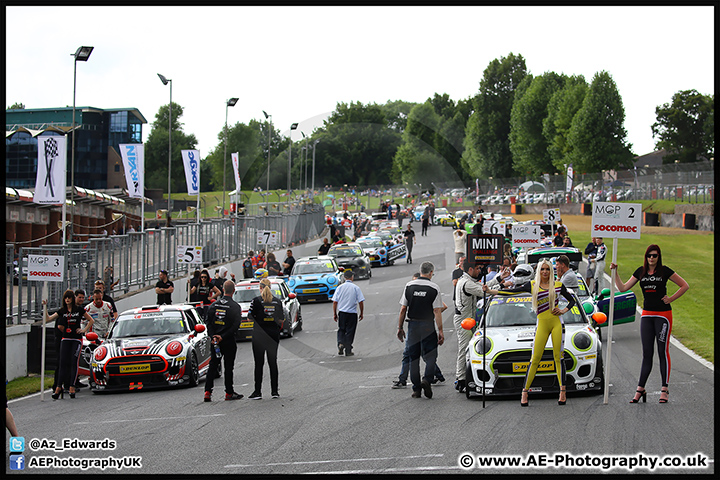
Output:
top-left (204, 280), bottom-right (243, 402)
top-left (247, 278), bottom-right (285, 399)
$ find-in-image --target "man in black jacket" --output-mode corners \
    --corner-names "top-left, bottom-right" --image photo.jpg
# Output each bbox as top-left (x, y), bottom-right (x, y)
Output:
top-left (204, 280), bottom-right (243, 401)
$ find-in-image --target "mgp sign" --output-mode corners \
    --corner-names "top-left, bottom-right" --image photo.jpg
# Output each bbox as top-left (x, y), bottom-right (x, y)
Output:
top-left (27, 254), bottom-right (64, 282)
top-left (591, 202), bottom-right (642, 239)
top-left (511, 224), bottom-right (541, 249)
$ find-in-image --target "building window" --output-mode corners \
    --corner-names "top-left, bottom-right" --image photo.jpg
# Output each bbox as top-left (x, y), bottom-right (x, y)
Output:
top-left (114, 163), bottom-right (120, 172)
top-left (110, 111), bottom-right (128, 133)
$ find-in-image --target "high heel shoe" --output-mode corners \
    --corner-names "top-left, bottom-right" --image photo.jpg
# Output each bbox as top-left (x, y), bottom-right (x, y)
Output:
top-left (629, 388), bottom-right (647, 403)
top-left (659, 387), bottom-right (669, 403)
top-left (520, 388), bottom-right (529, 407)
top-left (558, 386), bottom-right (566, 405)
top-left (69, 388), bottom-right (76, 399)
top-left (51, 389), bottom-right (64, 401)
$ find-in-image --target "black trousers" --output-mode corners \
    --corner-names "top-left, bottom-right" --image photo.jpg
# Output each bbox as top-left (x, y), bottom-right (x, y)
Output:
top-left (252, 327), bottom-right (280, 393)
top-left (204, 339), bottom-right (237, 394)
top-left (57, 339), bottom-right (82, 390)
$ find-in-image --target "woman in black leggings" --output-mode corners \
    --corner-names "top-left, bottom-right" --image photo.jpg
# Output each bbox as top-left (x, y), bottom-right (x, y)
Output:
top-left (611, 244), bottom-right (689, 404)
top-left (247, 278), bottom-right (284, 399)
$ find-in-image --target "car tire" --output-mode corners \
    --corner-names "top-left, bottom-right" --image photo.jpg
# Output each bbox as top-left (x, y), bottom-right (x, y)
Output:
top-left (465, 364), bottom-right (474, 399)
top-left (295, 308), bottom-right (303, 331)
top-left (188, 352), bottom-right (199, 387)
top-left (593, 348), bottom-right (605, 395)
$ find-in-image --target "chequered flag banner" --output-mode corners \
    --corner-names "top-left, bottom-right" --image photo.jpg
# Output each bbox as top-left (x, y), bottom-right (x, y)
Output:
top-left (34, 135), bottom-right (67, 205)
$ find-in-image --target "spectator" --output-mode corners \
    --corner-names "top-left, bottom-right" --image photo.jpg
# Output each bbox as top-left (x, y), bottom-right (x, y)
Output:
top-left (282, 250), bottom-right (296, 276)
top-left (562, 236), bottom-right (574, 248)
top-left (585, 237), bottom-right (598, 294)
top-left (242, 251), bottom-right (255, 279)
top-left (403, 223), bottom-right (416, 264)
top-left (103, 266), bottom-right (119, 291)
top-left (553, 226), bottom-right (567, 247)
top-left (155, 270), bottom-right (174, 305)
top-left (318, 238), bottom-right (331, 256)
top-left (189, 269), bottom-right (201, 303)
top-left (421, 207), bottom-right (430, 236)
top-left (592, 237), bottom-right (607, 294)
top-left (453, 229), bottom-right (466, 264)
top-left (556, 255), bottom-right (579, 295)
top-left (265, 253), bottom-right (282, 277)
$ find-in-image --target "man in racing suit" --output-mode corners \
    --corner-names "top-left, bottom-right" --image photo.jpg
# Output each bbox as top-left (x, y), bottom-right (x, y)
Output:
top-left (84, 289), bottom-right (117, 338)
top-left (453, 259), bottom-right (486, 393)
top-left (204, 280), bottom-right (243, 401)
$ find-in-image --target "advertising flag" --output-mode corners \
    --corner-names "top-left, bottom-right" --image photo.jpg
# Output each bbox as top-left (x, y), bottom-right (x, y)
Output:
top-left (119, 144), bottom-right (144, 198)
top-left (231, 152), bottom-right (242, 192)
top-left (181, 149), bottom-right (200, 195)
top-left (34, 136), bottom-right (67, 205)
top-left (566, 164), bottom-right (574, 193)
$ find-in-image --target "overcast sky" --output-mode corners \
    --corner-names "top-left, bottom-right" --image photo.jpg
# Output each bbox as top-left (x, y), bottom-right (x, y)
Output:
top-left (5, 5), bottom-right (715, 161)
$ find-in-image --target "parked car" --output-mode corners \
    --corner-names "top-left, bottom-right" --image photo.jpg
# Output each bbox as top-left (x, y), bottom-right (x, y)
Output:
top-left (463, 290), bottom-right (604, 399)
top-left (412, 205), bottom-right (427, 221)
top-left (286, 255), bottom-right (344, 303)
top-left (233, 277), bottom-right (302, 339)
top-left (327, 242), bottom-right (372, 280)
top-left (433, 207), bottom-right (454, 226)
top-left (88, 304), bottom-right (212, 392)
top-left (356, 236), bottom-right (406, 267)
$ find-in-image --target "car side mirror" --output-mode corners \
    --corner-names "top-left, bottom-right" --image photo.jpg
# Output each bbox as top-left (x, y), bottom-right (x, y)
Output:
top-left (86, 332), bottom-right (99, 342)
top-left (288, 293), bottom-right (296, 299)
top-left (601, 288), bottom-right (611, 297)
top-left (582, 302), bottom-right (594, 315)
top-left (194, 324), bottom-right (206, 335)
top-left (338, 266), bottom-right (344, 271)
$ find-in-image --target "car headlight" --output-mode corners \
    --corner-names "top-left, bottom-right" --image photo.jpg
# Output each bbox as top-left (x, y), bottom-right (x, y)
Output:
top-left (473, 337), bottom-right (492, 356)
top-left (288, 278), bottom-right (295, 287)
top-left (572, 332), bottom-right (592, 351)
top-left (328, 276), bottom-right (337, 285)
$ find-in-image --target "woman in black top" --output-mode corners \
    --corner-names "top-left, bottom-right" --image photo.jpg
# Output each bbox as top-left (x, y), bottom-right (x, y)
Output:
top-left (247, 279), bottom-right (284, 399)
top-left (191, 269), bottom-right (221, 318)
top-left (611, 244), bottom-right (689, 404)
top-left (43, 290), bottom-right (94, 399)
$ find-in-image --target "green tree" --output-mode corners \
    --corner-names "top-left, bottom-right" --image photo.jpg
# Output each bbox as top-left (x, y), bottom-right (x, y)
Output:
top-left (203, 121), bottom-right (262, 193)
top-left (311, 101), bottom-right (402, 187)
top-left (543, 75), bottom-right (588, 171)
top-left (144, 102), bottom-right (198, 194)
top-left (381, 99), bottom-right (417, 133)
top-left (510, 71), bottom-right (567, 175)
top-left (7, 102), bottom-right (25, 109)
top-left (566, 71), bottom-right (634, 173)
top-left (463, 53), bottom-right (528, 179)
top-left (651, 89), bottom-right (714, 163)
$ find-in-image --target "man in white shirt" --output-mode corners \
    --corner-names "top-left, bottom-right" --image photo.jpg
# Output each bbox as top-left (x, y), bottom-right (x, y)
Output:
top-left (84, 289), bottom-right (117, 338)
top-left (332, 270), bottom-right (365, 356)
top-left (556, 255), bottom-right (579, 295)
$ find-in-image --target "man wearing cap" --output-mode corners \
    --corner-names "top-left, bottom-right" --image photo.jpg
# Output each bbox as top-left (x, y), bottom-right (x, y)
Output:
top-left (155, 270), bottom-right (174, 305)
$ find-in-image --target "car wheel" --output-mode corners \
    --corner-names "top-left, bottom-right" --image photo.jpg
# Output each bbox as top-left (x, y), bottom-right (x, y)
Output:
top-left (593, 348), bottom-right (605, 395)
top-left (188, 352), bottom-right (199, 387)
top-left (465, 364), bottom-right (473, 399)
top-left (285, 316), bottom-right (294, 338)
top-left (295, 308), bottom-right (303, 331)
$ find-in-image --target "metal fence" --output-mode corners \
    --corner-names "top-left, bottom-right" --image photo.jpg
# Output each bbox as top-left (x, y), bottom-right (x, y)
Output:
top-left (6, 205), bottom-right (326, 324)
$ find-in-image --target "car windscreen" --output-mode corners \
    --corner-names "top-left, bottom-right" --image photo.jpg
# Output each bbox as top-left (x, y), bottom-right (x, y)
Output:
top-left (357, 239), bottom-right (383, 249)
top-left (484, 295), bottom-right (586, 327)
top-left (435, 208), bottom-right (448, 215)
top-left (110, 311), bottom-right (187, 338)
top-left (292, 262), bottom-right (335, 275)
top-left (329, 246), bottom-right (363, 257)
top-left (234, 286), bottom-right (282, 303)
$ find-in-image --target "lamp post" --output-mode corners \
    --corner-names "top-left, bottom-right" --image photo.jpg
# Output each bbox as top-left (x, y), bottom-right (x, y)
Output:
top-left (301, 132), bottom-right (309, 192)
top-left (223, 97), bottom-right (239, 216)
top-left (157, 73), bottom-right (173, 218)
top-left (263, 111), bottom-right (272, 211)
top-left (311, 140), bottom-right (319, 203)
top-left (69, 45), bottom-right (93, 243)
top-left (288, 123), bottom-right (298, 204)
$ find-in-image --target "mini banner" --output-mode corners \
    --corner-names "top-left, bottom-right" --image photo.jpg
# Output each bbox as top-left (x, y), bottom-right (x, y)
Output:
top-left (591, 202), bottom-right (642, 239)
top-left (34, 136), bottom-right (67, 205)
top-left (466, 234), bottom-right (504, 266)
top-left (119, 144), bottom-right (144, 198)
top-left (181, 149), bottom-right (200, 195)
top-left (231, 152), bottom-right (242, 192)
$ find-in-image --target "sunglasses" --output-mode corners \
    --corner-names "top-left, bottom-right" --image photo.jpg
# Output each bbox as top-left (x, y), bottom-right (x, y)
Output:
top-left (201, 275), bottom-right (208, 279)
top-left (646, 253), bottom-right (659, 258)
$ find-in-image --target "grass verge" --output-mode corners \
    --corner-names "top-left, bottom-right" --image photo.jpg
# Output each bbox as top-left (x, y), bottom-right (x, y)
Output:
top-left (7, 372), bottom-right (55, 400)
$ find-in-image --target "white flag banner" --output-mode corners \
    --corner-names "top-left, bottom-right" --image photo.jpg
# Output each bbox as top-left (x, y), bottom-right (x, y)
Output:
top-left (119, 144), bottom-right (144, 198)
top-left (231, 152), bottom-right (242, 192)
top-left (181, 149), bottom-right (200, 195)
top-left (566, 164), bottom-right (574, 193)
top-left (34, 136), bottom-right (67, 205)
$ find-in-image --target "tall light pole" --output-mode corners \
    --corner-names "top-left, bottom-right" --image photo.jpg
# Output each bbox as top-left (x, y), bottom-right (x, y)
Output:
top-left (312, 140), bottom-right (319, 201)
top-left (263, 111), bottom-right (272, 211)
top-left (157, 73), bottom-right (172, 218)
top-left (288, 123), bottom-right (298, 204)
top-left (301, 132), bottom-right (308, 192)
top-left (69, 46), bottom-right (93, 243)
top-left (223, 97), bottom-right (239, 215)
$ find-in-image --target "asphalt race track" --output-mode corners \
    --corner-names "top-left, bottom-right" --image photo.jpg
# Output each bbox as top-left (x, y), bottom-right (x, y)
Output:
top-left (6, 222), bottom-right (714, 474)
